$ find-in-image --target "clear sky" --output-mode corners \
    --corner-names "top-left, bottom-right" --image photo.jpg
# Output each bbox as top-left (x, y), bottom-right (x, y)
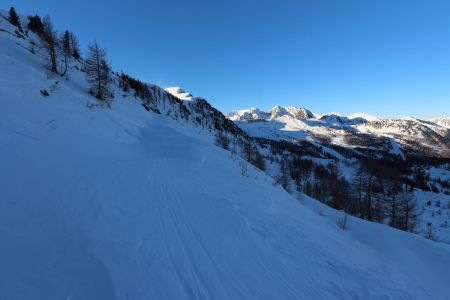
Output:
top-left (3, 0), bottom-right (450, 117)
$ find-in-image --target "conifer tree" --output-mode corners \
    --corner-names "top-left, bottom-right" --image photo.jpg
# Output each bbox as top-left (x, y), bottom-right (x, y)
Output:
top-left (85, 41), bottom-right (111, 100)
top-left (8, 7), bottom-right (23, 32)
top-left (60, 30), bottom-right (71, 75)
top-left (69, 31), bottom-right (81, 59)
top-left (27, 15), bottom-right (44, 36)
top-left (352, 165), bottom-right (366, 218)
top-left (252, 150), bottom-right (265, 171)
top-left (398, 188), bottom-right (420, 233)
top-left (42, 16), bottom-right (58, 73)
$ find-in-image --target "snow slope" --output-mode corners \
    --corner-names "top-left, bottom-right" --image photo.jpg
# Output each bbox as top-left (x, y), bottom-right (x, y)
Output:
top-left (415, 190), bottom-right (450, 244)
top-left (1, 11), bottom-right (450, 300)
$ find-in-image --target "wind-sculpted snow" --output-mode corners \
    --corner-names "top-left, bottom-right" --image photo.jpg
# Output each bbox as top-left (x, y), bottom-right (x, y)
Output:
top-left (1, 12), bottom-right (450, 300)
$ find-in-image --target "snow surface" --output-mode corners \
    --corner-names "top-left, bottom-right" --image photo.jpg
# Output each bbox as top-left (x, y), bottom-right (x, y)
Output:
top-left (1, 13), bottom-right (450, 300)
top-left (414, 190), bottom-right (450, 244)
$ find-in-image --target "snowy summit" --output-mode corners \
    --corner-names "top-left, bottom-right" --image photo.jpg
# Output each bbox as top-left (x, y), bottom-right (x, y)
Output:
top-left (165, 86), bottom-right (193, 101)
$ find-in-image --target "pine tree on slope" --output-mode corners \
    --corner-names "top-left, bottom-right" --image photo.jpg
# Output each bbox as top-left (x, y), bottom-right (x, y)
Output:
top-left (8, 7), bottom-right (23, 32)
top-left (85, 41), bottom-right (111, 100)
top-left (27, 15), bottom-right (44, 37)
top-left (60, 30), bottom-right (71, 76)
top-left (42, 16), bottom-right (58, 73)
top-left (69, 31), bottom-right (81, 59)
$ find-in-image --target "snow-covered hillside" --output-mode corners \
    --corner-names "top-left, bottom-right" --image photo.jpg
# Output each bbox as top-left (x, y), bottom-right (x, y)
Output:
top-left (2, 9), bottom-right (450, 300)
top-left (225, 106), bottom-right (450, 242)
top-left (429, 116), bottom-right (450, 129)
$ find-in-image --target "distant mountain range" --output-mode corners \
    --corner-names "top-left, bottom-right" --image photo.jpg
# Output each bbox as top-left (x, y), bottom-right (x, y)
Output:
top-left (164, 87), bottom-right (449, 158)
top-left (221, 105), bottom-right (450, 158)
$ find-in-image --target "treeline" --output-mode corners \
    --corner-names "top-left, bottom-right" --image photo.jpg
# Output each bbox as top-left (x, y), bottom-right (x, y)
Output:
top-left (118, 72), bottom-right (160, 112)
top-left (259, 139), bottom-right (427, 234)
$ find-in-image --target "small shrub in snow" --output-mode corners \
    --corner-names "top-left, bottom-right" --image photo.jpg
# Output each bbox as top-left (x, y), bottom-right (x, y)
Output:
top-left (337, 213), bottom-right (349, 230)
top-left (240, 160), bottom-right (248, 177)
top-left (424, 223), bottom-right (438, 241)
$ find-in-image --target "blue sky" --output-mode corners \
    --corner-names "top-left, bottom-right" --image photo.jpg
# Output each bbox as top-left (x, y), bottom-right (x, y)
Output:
top-left (3, 0), bottom-right (450, 117)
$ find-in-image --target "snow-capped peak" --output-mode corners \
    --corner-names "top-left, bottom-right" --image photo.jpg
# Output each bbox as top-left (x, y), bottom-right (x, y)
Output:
top-left (347, 112), bottom-right (379, 122)
top-left (228, 106), bottom-right (315, 122)
top-left (268, 105), bottom-right (314, 119)
top-left (165, 86), bottom-right (193, 101)
top-left (284, 106), bottom-right (316, 119)
top-left (323, 112), bottom-right (343, 117)
top-left (227, 108), bottom-right (270, 121)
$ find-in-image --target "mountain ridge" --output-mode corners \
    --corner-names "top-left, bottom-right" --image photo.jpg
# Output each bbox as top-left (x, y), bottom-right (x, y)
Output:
top-left (227, 105), bottom-right (448, 127)
top-left (224, 104), bottom-right (449, 158)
